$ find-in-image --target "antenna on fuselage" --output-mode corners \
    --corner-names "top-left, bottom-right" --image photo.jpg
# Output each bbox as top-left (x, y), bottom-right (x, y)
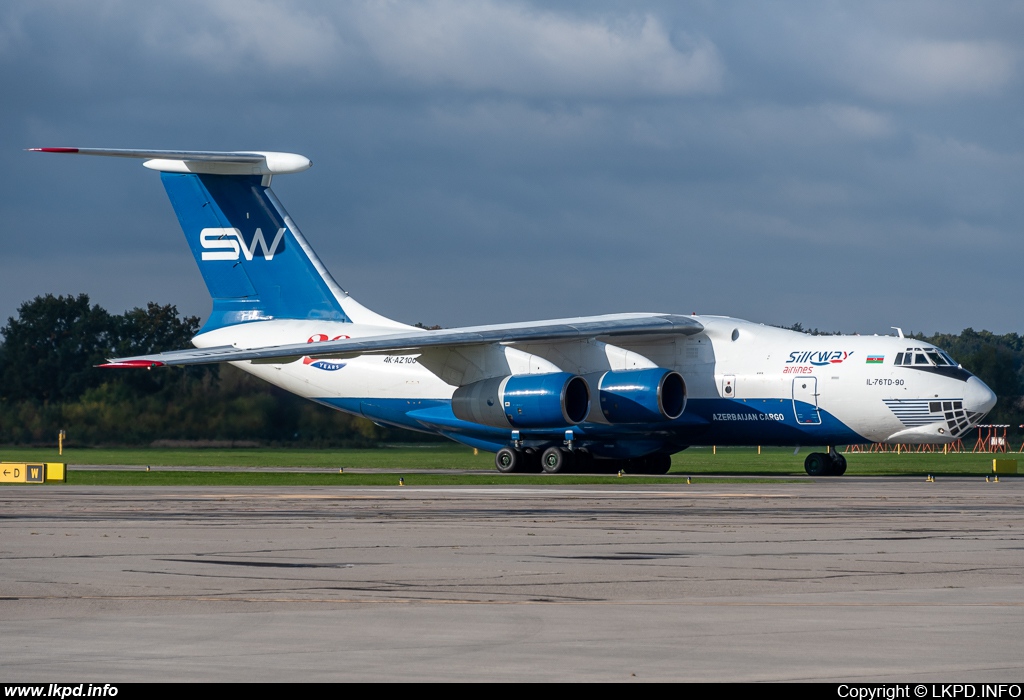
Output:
top-left (891, 327), bottom-right (905, 338)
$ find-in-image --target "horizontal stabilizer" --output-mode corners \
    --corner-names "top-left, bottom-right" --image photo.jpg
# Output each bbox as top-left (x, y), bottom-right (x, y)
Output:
top-left (29, 148), bottom-right (311, 176)
top-left (101, 313), bottom-right (705, 368)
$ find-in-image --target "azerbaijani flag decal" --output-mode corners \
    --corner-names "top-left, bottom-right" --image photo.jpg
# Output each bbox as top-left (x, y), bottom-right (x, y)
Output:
top-left (866, 355), bottom-right (884, 364)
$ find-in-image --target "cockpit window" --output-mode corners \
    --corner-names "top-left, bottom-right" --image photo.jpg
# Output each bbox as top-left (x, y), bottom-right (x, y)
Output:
top-left (900, 347), bottom-right (960, 367)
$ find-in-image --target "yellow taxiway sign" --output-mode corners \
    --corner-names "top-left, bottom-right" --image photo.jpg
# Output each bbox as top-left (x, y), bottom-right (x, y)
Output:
top-left (0, 462), bottom-right (66, 483)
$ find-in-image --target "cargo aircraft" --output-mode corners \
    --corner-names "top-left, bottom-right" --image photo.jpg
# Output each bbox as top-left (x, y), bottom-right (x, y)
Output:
top-left (33, 148), bottom-right (997, 475)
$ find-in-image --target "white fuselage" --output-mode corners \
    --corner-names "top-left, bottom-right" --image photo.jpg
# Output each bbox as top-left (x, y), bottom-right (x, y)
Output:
top-left (193, 314), bottom-right (994, 447)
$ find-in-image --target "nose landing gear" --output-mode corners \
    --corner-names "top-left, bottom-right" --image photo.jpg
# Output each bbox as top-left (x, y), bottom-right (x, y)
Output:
top-left (803, 448), bottom-right (847, 476)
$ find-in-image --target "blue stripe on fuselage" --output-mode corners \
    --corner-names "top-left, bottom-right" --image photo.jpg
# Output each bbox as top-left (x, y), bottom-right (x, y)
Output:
top-left (317, 396), bottom-right (868, 448)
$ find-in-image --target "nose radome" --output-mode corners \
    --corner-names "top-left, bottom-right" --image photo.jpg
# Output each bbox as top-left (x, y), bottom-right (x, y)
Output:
top-left (963, 376), bottom-right (997, 415)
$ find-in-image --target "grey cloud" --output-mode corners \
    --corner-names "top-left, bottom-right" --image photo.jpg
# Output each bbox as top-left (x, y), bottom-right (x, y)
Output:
top-left (13, 1), bottom-right (723, 99)
top-left (142, 1), bottom-right (347, 74)
top-left (346, 2), bottom-right (723, 97)
top-left (1, 1), bottom-right (1021, 337)
top-left (841, 37), bottom-right (1016, 102)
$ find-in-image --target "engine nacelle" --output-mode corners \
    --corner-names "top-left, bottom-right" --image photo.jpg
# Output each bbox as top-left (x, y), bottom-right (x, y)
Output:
top-left (451, 372), bottom-right (591, 429)
top-left (586, 368), bottom-right (686, 424)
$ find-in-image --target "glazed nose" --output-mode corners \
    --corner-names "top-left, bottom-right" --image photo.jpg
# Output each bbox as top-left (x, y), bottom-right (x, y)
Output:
top-left (963, 376), bottom-right (997, 415)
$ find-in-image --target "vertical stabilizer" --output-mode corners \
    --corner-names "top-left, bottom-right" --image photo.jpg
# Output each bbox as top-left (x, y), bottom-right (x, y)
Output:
top-left (161, 172), bottom-right (352, 331)
top-left (30, 148), bottom-right (407, 332)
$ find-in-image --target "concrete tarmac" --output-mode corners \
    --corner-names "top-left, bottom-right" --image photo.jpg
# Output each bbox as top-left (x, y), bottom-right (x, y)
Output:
top-left (1, 478), bottom-right (1022, 682)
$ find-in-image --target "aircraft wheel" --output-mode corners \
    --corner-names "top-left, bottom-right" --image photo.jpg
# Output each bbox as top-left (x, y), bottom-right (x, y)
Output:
top-left (495, 447), bottom-right (521, 474)
top-left (804, 452), bottom-right (829, 476)
top-left (831, 453), bottom-right (847, 476)
top-left (541, 447), bottom-right (573, 474)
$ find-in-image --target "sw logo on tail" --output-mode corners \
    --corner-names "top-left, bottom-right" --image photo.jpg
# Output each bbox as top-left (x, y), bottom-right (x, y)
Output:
top-left (200, 227), bottom-right (286, 261)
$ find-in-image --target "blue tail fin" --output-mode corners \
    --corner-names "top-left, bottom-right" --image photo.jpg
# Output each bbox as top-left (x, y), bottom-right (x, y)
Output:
top-left (160, 172), bottom-right (351, 331)
top-left (31, 147), bottom-right (402, 331)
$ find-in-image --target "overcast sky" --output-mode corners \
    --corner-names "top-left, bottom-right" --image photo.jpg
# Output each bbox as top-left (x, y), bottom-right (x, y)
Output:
top-left (2, 1), bottom-right (1022, 336)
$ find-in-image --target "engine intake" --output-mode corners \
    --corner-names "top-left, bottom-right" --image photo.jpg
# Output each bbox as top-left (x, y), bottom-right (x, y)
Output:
top-left (452, 373), bottom-right (590, 429)
top-left (587, 368), bottom-right (686, 423)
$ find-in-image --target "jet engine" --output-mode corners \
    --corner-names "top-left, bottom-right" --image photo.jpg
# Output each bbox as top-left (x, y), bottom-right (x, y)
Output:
top-left (451, 373), bottom-right (591, 429)
top-left (586, 368), bottom-right (686, 423)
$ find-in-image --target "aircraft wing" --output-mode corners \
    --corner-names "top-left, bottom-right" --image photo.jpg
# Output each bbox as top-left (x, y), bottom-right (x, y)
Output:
top-left (100, 313), bottom-right (704, 368)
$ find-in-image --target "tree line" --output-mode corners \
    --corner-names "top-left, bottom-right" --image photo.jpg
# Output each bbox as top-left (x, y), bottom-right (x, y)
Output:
top-left (0, 294), bottom-right (1020, 447)
top-left (0, 294), bottom-right (429, 447)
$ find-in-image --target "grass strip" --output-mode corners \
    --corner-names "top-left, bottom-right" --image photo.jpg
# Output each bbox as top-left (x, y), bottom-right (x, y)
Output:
top-left (0, 445), bottom-right (1010, 478)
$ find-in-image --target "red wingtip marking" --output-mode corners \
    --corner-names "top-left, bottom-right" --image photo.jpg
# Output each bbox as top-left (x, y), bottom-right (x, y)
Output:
top-left (99, 360), bottom-right (165, 369)
top-left (29, 147), bottom-right (80, 153)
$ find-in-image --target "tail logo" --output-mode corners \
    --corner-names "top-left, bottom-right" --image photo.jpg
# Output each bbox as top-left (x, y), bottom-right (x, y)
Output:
top-left (200, 227), bottom-right (286, 261)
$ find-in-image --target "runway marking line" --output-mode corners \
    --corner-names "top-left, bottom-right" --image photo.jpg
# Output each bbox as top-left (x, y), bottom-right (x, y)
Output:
top-left (4, 595), bottom-right (1024, 607)
top-left (193, 489), bottom-right (795, 500)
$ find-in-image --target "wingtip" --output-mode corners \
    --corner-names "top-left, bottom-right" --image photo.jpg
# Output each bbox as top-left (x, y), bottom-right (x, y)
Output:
top-left (28, 147), bottom-right (80, 153)
top-left (98, 360), bottom-right (165, 369)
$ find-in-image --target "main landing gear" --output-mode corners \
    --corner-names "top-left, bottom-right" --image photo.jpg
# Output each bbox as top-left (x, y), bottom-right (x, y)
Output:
top-left (540, 446), bottom-right (576, 474)
top-left (495, 447), bottom-right (535, 474)
top-left (495, 447), bottom-right (672, 475)
top-left (495, 446), bottom-right (583, 474)
top-left (803, 448), bottom-right (847, 476)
